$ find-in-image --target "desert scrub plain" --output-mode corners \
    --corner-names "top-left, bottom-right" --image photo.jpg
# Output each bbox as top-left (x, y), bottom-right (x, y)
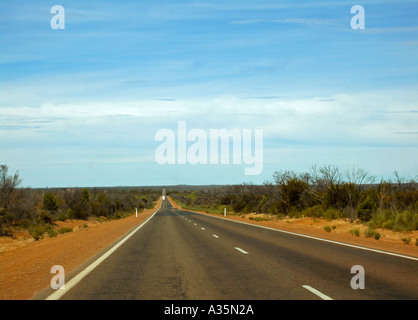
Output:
top-left (0, 164), bottom-right (162, 244)
top-left (169, 165), bottom-right (418, 249)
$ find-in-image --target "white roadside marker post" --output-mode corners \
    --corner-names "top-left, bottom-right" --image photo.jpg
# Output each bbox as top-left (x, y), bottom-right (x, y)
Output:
top-left (224, 207), bottom-right (226, 217)
top-left (136, 208), bottom-right (138, 218)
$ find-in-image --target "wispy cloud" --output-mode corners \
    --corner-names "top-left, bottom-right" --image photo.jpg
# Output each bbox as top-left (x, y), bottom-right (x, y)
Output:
top-left (393, 131), bottom-right (418, 135)
top-left (229, 19), bottom-right (266, 25)
top-left (2, 89), bottom-right (416, 145)
top-left (361, 26), bottom-right (418, 34)
top-left (271, 18), bottom-right (334, 26)
top-left (229, 18), bottom-right (334, 26)
top-left (244, 96), bottom-right (287, 100)
top-left (402, 41), bottom-right (418, 45)
top-left (384, 110), bottom-right (418, 114)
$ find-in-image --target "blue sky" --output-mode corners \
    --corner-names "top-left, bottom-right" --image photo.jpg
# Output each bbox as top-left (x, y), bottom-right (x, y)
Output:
top-left (0, 0), bottom-right (417, 187)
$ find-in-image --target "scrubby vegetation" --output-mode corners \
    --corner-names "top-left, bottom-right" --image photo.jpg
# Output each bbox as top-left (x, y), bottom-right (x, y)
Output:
top-left (1, 163), bottom-right (416, 241)
top-left (170, 165), bottom-right (418, 233)
top-left (0, 164), bottom-right (161, 239)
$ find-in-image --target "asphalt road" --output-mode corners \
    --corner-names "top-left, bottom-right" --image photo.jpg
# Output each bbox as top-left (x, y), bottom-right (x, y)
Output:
top-left (43, 199), bottom-right (418, 300)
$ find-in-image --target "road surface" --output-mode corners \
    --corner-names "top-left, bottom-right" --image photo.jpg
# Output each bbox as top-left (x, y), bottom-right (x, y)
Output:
top-left (41, 199), bottom-right (418, 300)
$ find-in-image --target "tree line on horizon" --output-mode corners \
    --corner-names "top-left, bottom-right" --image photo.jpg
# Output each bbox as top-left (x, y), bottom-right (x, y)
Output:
top-left (170, 165), bottom-right (418, 232)
top-left (1, 164), bottom-right (417, 237)
top-left (0, 164), bottom-right (161, 237)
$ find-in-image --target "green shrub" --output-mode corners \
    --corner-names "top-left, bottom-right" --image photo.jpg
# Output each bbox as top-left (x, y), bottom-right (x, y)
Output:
top-left (57, 212), bottom-right (67, 221)
top-left (350, 228), bottom-right (360, 237)
top-left (42, 192), bottom-right (59, 211)
top-left (268, 200), bottom-right (287, 215)
top-left (30, 226), bottom-right (45, 241)
top-left (364, 227), bottom-right (378, 238)
top-left (369, 209), bottom-right (417, 232)
top-left (58, 227), bottom-right (73, 234)
top-left (17, 219), bottom-right (33, 230)
top-left (369, 209), bottom-right (394, 229)
top-left (323, 208), bottom-right (341, 220)
top-left (324, 225), bottom-right (332, 232)
top-left (356, 196), bottom-right (377, 222)
top-left (48, 229), bottom-right (58, 238)
top-left (257, 195), bottom-right (268, 213)
top-left (112, 212), bottom-right (122, 220)
top-left (38, 211), bottom-right (55, 224)
top-left (277, 178), bottom-right (309, 213)
top-left (402, 237), bottom-right (411, 245)
top-left (67, 208), bottom-right (74, 219)
top-left (393, 210), bottom-right (418, 232)
top-left (381, 219), bottom-right (395, 230)
top-left (249, 216), bottom-right (272, 222)
top-left (288, 209), bottom-right (303, 219)
top-left (302, 205), bottom-right (324, 218)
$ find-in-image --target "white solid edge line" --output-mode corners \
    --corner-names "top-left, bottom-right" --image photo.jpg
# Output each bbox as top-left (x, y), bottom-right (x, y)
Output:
top-left (45, 203), bottom-right (162, 300)
top-left (235, 247), bottom-right (249, 254)
top-left (302, 285), bottom-right (333, 300)
top-left (183, 210), bottom-right (418, 261)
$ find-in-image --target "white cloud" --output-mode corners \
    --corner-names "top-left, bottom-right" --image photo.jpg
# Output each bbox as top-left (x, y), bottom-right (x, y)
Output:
top-left (1, 88), bottom-right (417, 147)
top-left (1, 88), bottom-right (417, 186)
top-left (357, 26), bottom-right (418, 34)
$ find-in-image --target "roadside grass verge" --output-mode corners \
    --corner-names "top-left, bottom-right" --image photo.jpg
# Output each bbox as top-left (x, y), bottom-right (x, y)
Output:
top-left (4, 209), bottom-right (138, 241)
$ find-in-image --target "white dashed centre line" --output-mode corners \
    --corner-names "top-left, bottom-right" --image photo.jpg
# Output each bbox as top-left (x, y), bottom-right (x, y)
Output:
top-left (302, 285), bottom-right (333, 300)
top-left (201, 227), bottom-right (205, 230)
top-left (234, 247), bottom-right (249, 254)
top-left (212, 234), bottom-right (219, 238)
